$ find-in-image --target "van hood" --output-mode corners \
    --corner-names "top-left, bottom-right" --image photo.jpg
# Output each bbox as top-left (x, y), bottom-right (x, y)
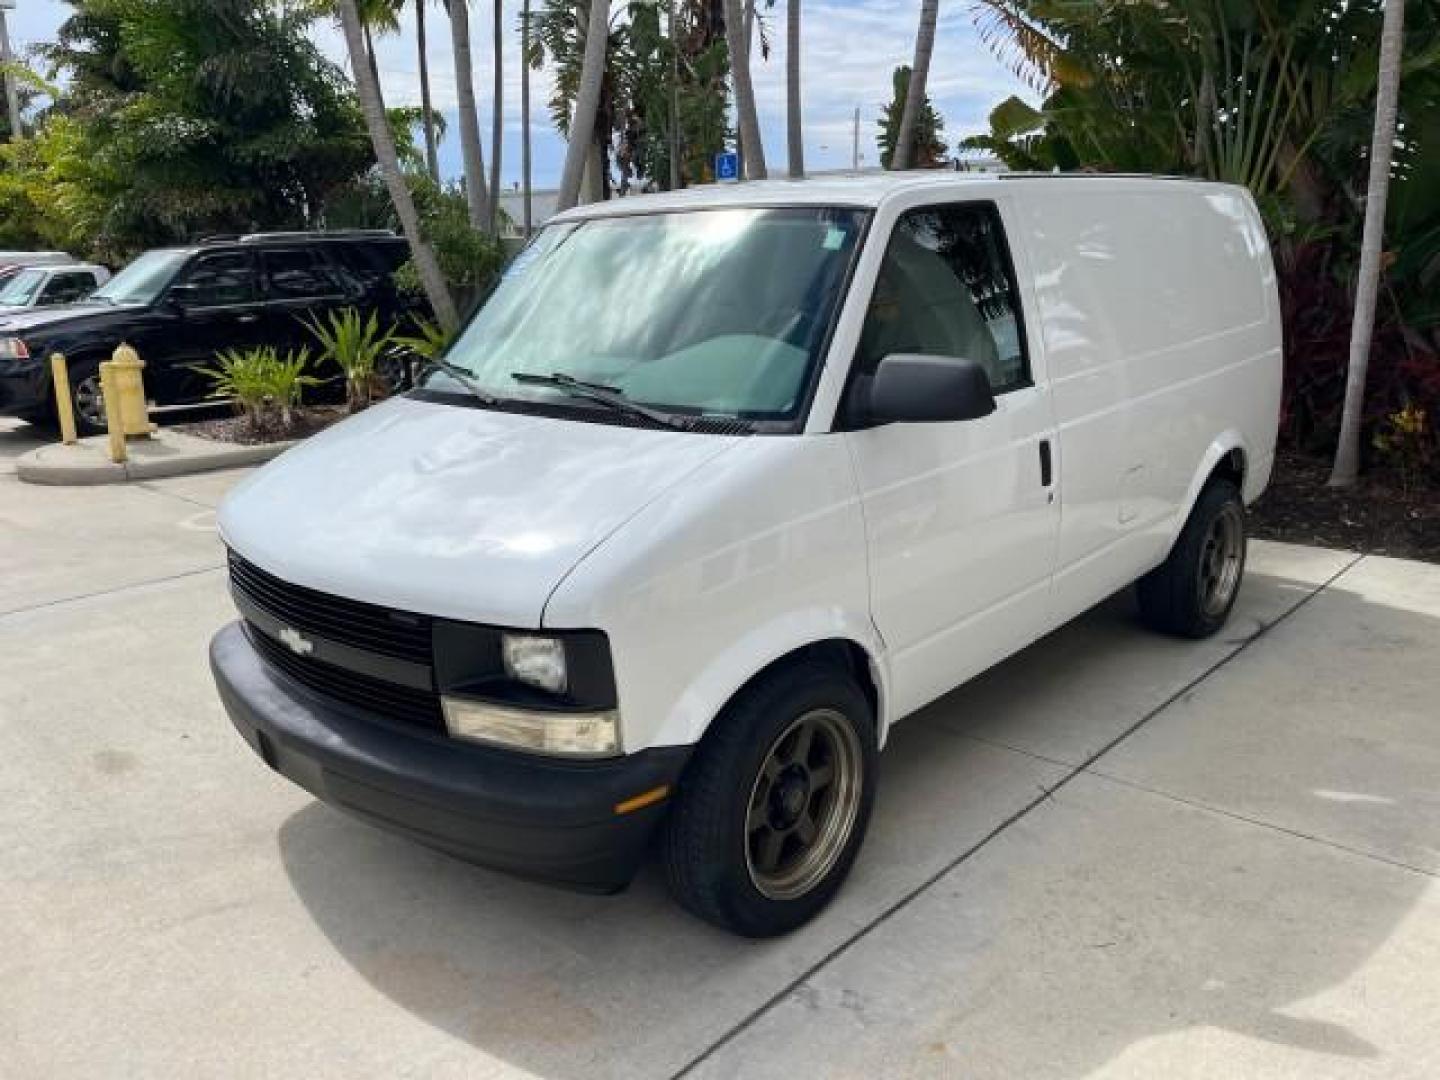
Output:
top-left (218, 395), bottom-right (742, 627)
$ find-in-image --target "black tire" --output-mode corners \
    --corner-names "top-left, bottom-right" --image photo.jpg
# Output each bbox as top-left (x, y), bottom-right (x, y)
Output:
top-left (663, 661), bottom-right (877, 937)
top-left (374, 347), bottom-right (414, 397)
top-left (65, 359), bottom-right (109, 436)
top-left (1137, 478), bottom-right (1247, 639)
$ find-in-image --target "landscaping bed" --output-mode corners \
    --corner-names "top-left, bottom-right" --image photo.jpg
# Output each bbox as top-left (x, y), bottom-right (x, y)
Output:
top-left (1250, 449), bottom-right (1440, 564)
top-left (174, 405), bottom-right (350, 447)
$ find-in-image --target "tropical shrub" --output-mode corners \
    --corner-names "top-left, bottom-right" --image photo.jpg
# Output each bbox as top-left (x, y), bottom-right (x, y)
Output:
top-left (193, 346), bottom-right (318, 431)
top-left (391, 316), bottom-right (456, 362)
top-left (304, 307), bottom-right (395, 410)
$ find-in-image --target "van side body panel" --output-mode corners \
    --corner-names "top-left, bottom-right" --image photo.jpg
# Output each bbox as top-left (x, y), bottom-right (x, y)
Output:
top-left (1011, 181), bottom-right (1281, 621)
top-left (541, 436), bottom-right (879, 753)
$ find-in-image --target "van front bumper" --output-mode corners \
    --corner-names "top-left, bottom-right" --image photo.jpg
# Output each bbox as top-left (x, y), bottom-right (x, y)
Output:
top-left (209, 621), bottom-right (689, 892)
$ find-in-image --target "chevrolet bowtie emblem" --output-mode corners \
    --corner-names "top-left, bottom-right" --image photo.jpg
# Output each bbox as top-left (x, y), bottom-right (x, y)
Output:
top-left (278, 625), bottom-right (315, 657)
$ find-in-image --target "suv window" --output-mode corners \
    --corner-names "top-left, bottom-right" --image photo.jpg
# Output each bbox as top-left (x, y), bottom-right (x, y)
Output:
top-left (262, 247), bottom-right (339, 300)
top-left (40, 271), bottom-right (98, 306)
top-left (856, 203), bottom-right (1029, 395)
top-left (181, 251), bottom-right (258, 307)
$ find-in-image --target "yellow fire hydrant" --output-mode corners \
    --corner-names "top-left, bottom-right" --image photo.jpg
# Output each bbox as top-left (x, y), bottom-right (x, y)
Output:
top-left (94, 343), bottom-right (156, 464)
top-left (101, 343), bottom-right (156, 435)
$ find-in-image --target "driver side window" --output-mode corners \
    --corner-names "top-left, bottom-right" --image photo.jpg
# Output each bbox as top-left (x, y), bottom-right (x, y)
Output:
top-left (856, 203), bottom-right (1030, 395)
top-left (182, 252), bottom-right (258, 307)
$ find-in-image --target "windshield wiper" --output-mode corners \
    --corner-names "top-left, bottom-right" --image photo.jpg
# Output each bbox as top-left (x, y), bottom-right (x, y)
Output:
top-left (421, 357), bottom-right (503, 406)
top-left (510, 371), bottom-right (693, 430)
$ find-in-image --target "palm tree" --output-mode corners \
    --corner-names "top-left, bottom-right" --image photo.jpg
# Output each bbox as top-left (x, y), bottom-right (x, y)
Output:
top-left (786, 0), bottom-right (803, 178)
top-left (488, 0), bottom-right (503, 235)
top-left (1331, 0), bottom-right (1408, 487)
top-left (446, 0), bottom-right (490, 227)
top-left (723, 0), bottom-right (767, 178)
top-left (556, 0), bottom-right (610, 211)
top-left (892, 0), bottom-right (937, 170)
top-left (521, 0), bottom-right (534, 233)
top-left (668, 0), bottom-right (681, 190)
top-left (416, 0), bottom-right (441, 181)
top-left (337, 0), bottom-right (460, 330)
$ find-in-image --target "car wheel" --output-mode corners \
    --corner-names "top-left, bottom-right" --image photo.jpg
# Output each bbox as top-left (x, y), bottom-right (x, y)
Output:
top-left (69, 363), bottom-right (109, 436)
top-left (1137, 478), bottom-right (1247, 639)
top-left (663, 661), bottom-right (877, 937)
top-left (373, 348), bottom-right (413, 397)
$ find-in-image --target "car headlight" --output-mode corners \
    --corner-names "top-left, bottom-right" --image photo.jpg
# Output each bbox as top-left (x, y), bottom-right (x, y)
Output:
top-left (501, 633), bottom-right (568, 694)
top-left (441, 697), bottom-right (619, 757)
top-left (0, 337), bottom-right (30, 360)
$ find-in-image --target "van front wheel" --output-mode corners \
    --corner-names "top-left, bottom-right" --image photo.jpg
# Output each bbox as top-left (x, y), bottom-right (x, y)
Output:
top-left (663, 662), bottom-right (877, 937)
top-left (1138, 478), bottom-right (1247, 639)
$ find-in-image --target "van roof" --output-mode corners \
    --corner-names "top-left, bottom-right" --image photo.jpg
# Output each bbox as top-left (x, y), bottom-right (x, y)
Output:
top-left (554, 171), bottom-right (1231, 221)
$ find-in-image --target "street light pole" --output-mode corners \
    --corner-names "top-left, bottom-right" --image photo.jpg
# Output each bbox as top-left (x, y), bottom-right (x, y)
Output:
top-left (0, 0), bottom-right (22, 141)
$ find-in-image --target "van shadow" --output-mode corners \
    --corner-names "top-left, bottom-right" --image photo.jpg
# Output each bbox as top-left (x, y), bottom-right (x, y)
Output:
top-left (276, 556), bottom-right (1431, 1079)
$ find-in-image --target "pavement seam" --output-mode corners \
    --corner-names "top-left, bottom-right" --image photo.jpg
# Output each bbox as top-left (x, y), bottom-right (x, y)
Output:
top-left (670, 551), bottom-right (1367, 1079)
top-left (0, 563), bottom-right (225, 621)
top-left (1081, 767), bottom-right (1438, 880)
top-left (132, 479), bottom-right (221, 511)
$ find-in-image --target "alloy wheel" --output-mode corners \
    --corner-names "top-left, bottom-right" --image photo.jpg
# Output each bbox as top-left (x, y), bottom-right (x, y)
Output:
top-left (745, 708), bottom-right (865, 901)
top-left (1198, 502), bottom-right (1245, 617)
top-left (73, 374), bottom-right (106, 430)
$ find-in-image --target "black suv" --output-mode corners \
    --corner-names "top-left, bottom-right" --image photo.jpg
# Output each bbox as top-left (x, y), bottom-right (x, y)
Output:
top-left (0, 231), bottom-right (421, 431)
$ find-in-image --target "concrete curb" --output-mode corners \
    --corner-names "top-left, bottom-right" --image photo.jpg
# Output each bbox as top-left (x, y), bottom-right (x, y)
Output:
top-left (16, 431), bottom-right (297, 486)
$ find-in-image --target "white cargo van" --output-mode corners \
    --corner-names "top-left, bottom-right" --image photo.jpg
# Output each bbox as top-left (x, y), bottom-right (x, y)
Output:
top-left (211, 174), bottom-right (1280, 936)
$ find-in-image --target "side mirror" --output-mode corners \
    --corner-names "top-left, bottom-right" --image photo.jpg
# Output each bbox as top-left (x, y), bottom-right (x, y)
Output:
top-left (862, 353), bottom-right (997, 425)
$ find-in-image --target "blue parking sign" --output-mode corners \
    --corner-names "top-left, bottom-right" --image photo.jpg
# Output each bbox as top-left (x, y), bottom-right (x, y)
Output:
top-left (715, 151), bottom-right (740, 182)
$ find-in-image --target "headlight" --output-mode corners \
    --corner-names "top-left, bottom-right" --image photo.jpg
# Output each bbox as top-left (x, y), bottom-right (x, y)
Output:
top-left (441, 697), bottom-right (619, 757)
top-left (0, 337), bottom-right (30, 360)
top-left (501, 633), bottom-right (568, 694)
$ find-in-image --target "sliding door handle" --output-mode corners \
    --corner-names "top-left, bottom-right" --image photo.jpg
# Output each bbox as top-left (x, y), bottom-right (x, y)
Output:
top-left (1039, 439), bottom-right (1053, 488)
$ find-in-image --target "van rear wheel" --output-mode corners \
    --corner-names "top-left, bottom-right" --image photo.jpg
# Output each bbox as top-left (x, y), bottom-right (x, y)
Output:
top-left (1138, 478), bottom-right (1246, 639)
top-left (663, 662), bottom-right (877, 937)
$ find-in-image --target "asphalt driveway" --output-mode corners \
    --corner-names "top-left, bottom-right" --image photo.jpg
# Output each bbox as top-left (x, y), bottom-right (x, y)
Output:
top-left (2, 417), bottom-right (1437, 1079)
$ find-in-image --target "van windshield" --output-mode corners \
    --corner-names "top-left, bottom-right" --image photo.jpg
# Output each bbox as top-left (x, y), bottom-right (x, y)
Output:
top-left (435, 207), bottom-right (866, 422)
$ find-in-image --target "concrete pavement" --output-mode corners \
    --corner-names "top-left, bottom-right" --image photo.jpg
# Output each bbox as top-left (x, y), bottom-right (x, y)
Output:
top-left (2, 416), bottom-right (1437, 1079)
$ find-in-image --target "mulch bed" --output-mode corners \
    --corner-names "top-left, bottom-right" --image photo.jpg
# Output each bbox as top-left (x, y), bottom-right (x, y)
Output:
top-left (1250, 449), bottom-right (1440, 564)
top-left (174, 405), bottom-right (350, 447)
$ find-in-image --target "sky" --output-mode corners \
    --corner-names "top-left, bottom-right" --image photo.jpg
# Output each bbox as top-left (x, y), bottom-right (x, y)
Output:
top-left (2, 0), bottom-right (1035, 190)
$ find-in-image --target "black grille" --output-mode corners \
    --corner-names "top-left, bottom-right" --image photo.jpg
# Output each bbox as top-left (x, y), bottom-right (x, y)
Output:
top-left (248, 624), bottom-right (446, 732)
top-left (228, 552), bottom-right (434, 665)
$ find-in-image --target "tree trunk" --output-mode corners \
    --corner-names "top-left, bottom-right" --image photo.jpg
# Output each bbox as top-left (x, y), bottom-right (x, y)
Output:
top-left (668, 0), bottom-right (681, 190)
top-left (417, 0), bottom-right (441, 182)
top-left (447, 0), bottom-right (490, 228)
top-left (724, 0), bottom-right (767, 179)
top-left (521, 0), bottom-right (533, 233)
top-left (786, 0), bottom-right (803, 178)
top-left (581, 139), bottom-right (605, 204)
top-left (1, 8), bottom-right (23, 141)
top-left (892, 0), bottom-right (938, 170)
top-left (488, 0), bottom-right (503, 235)
top-left (338, 0), bottom-right (460, 331)
top-left (1330, 0), bottom-right (1406, 487)
top-left (556, 0), bottom-right (610, 211)
top-left (364, 23), bottom-right (384, 100)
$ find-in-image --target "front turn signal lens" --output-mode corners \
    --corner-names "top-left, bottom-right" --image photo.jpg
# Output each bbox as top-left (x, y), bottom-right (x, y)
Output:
top-left (442, 696), bottom-right (619, 758)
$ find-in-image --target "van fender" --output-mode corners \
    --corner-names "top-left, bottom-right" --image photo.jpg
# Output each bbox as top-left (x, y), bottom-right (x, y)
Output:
top-left (647, 607), bottom-right (893, 751)
top-left (1169, 430), bottom-right (1248, 547)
